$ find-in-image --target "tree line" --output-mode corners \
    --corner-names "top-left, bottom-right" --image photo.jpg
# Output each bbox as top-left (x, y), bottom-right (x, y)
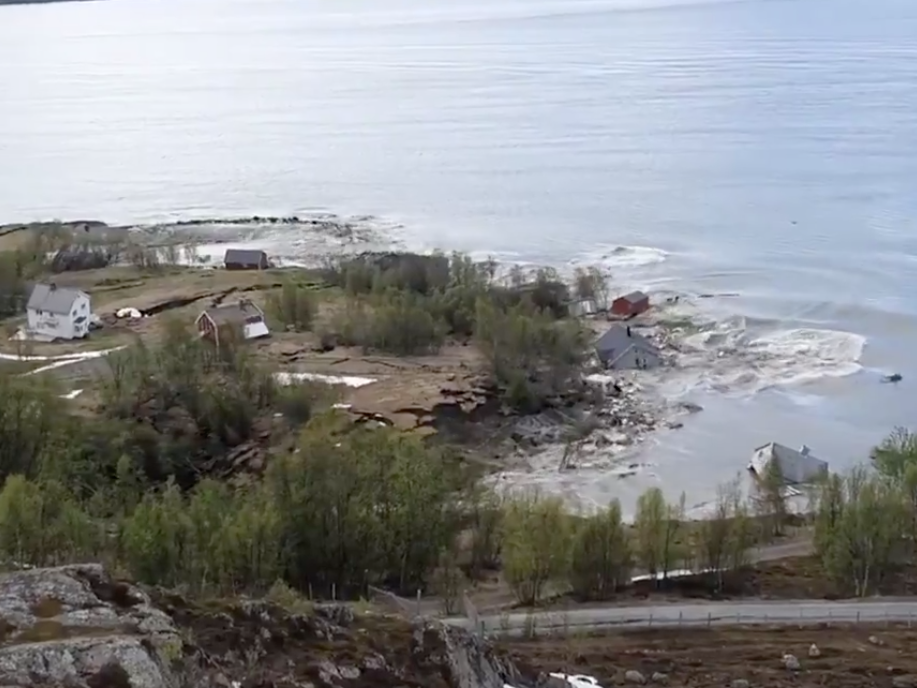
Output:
top-left (3, 347), bottom-right (917, 605)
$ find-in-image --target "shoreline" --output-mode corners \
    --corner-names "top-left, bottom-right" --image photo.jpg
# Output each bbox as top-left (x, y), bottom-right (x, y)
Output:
top-left (0, 216), bottom-right (876, 519)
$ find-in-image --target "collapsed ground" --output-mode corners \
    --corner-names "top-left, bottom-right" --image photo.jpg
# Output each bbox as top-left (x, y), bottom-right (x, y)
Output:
top-left (0, 264), bottom-right (494, 437)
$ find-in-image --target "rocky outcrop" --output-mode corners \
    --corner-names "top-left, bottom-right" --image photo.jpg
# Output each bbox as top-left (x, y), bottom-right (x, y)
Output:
top-left (0, 564), bottom-right (529, 688)
top-left (0, 564), bottom-right (181, 688)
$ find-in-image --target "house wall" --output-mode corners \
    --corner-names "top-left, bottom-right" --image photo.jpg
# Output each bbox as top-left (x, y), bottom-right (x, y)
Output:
top-left (225, 254), bottom-right (267, 270)
top-left (27, 293), bottom-right (90, 340)
top-left (611, 296), bottom-right (650, 317)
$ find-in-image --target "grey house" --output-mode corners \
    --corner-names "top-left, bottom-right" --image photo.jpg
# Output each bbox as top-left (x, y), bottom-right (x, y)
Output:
top-left (595, 324), bottom-right (661, 371)
top-left (749, 442), bottom-right (828, 485)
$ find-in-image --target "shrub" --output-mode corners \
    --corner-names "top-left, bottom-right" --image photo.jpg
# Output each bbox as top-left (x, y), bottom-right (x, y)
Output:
top-left (267, 281), bottom-right (317, 332)
top-left (365, 292), bottom-right (445, 355)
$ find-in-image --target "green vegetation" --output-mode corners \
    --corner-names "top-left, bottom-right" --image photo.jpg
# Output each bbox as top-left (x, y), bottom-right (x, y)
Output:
top-left (266, 279), bottom-right (318, 333)
top-left (9, 239), bottom-right (917, 607)
top-left (808, 428), bottom-right (917, 597)
top-left (316, 253), bottom-right (591, 410)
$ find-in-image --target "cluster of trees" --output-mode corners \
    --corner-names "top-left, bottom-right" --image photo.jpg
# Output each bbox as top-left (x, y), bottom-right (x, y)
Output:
top-left (316, 252), bottom-right (593, 410)
top-left (0, 323), bottom-right (326, 495)
top-left (0, 402), bottom-right (464, 597)
top-left (812, 428), bottom-right (917, 597)
top-left (0, 242), bottom-right (48, 319)
top-left (498, 482), bottom-right (757, 605)
top-left (4, 331), bottom-right (917, 608)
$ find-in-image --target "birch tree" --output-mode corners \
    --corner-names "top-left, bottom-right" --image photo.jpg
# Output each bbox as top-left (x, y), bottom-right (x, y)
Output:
top-left (814, 467), bottom-right (905, 597)
top-left (500, 491), bottom-right (571, 605)
top-left (569, 499), bottom-right (631, 600)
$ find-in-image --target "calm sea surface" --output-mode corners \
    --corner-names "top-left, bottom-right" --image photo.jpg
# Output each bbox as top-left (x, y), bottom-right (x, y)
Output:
top-left (2, 0), bottom-right (916, 513)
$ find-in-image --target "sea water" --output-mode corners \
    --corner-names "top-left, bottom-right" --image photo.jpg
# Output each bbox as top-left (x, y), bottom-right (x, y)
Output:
top-left (1, 0), bottom-right (915, 518)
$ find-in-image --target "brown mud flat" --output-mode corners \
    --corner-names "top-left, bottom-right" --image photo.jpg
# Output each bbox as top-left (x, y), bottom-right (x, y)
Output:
top-left (502, 624), bottom-right (917, 688)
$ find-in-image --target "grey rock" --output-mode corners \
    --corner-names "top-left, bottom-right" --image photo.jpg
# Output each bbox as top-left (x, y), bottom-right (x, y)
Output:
top-left (893, 676), bottom-right (917, 688)
top-left (317, 659), bottom-right (360, 683)
top-left (625, 669), bottom-right (646, 684)
top-left (783, 654), bottom-right (800, 671)
top-left (869, 635), bottom-right (885, 646)
top-left (0, 564), bottom-right (181, 688)
top-left (730, 680), bottom-right (750, 688)
top-left (363, 653), bottom-right (388, 671)
top-left (412, 620), bottom-right (521, 688)
top-left (0, 636), bottom-right (172, 688)
top-left (651, 671), bottom-right (668, 683)
top-left (808, 643), bottom-right (821, 658)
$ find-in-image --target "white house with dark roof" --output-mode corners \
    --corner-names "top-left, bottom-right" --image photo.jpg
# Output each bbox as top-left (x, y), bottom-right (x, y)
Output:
top-left (26, 283), bottom-right (92, 340)
top-left (594, 324), bottom-right (661, 371)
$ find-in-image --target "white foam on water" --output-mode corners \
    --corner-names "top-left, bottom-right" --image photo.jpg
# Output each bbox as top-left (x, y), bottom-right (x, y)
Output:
top-left (674, 320), bottom-right (866, 396)
top-left (572, 244), bottom-right (670, 270)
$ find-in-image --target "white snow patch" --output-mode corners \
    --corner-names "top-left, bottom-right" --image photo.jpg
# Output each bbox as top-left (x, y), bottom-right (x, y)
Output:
top-left (274, 372), bottom-right (377, 388)
top-left (116, 307), bottom-right (144, 319)
top-left (549, 673), bottom-right (604, 688)
top-left (0, 346), bottom-right (126, 376)
top-left (60, 389), bottom-right (84, 400)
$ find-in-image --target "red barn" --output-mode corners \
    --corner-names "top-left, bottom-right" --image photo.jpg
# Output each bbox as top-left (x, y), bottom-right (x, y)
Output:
top-left (610, 290), bottom-right (650, 318)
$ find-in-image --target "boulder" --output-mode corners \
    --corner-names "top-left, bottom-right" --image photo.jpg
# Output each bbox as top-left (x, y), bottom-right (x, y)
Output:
top-left (783, 654), bottom-right (801, 671)
top-left (624, 669), bottom-right (646, 684)
top-left (808, 643), bottom-right (821, 658)
top-left (412, 620), bottom-right (524, 688)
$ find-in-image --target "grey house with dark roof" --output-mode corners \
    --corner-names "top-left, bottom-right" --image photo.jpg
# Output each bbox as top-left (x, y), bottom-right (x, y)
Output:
top-left (26, 283), bottom-right (92, 340)
top-left (224, 248), bottom-right (269, 270)
top-left (595, 324), bottom-right (661, 371)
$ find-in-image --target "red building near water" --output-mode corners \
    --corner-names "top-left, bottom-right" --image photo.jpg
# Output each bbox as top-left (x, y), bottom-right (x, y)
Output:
top-left (610, 290), bottom-right (650, 318)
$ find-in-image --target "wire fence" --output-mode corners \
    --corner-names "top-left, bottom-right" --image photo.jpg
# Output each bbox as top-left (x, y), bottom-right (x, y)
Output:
top-left (469, 604), bottom-right (917, 640)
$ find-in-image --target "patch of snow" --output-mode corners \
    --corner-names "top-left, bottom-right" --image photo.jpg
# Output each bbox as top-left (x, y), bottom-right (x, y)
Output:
top-left (0, 346), bottom-right (126, 376)
top-left (549, 673), bottom-right (604, 688)
top-left (274, 372), bottom-right (377, 388)
top-left (116, 307), bottom-right (143, 319)
top-left (60, 389), bottom-right (84, 400)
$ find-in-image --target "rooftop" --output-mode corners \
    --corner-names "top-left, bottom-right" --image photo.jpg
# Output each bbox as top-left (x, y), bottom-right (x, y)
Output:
top-left (618, 290), bottom-right (648, 303)
top-left (595, 324), bottom-right (656, 354)
top-left (26, 283), bottom-right (86, 315)
top-left (203, 300), bottom-right (264, 325)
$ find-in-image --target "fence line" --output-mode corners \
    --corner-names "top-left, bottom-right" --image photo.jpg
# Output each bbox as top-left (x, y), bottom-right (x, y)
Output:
top-left (467, 606), bottom-right (917, 640)
top-left (367, 584), bottom-right (417, 618)
top-left (462, 591), bottom-right (480, 634)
